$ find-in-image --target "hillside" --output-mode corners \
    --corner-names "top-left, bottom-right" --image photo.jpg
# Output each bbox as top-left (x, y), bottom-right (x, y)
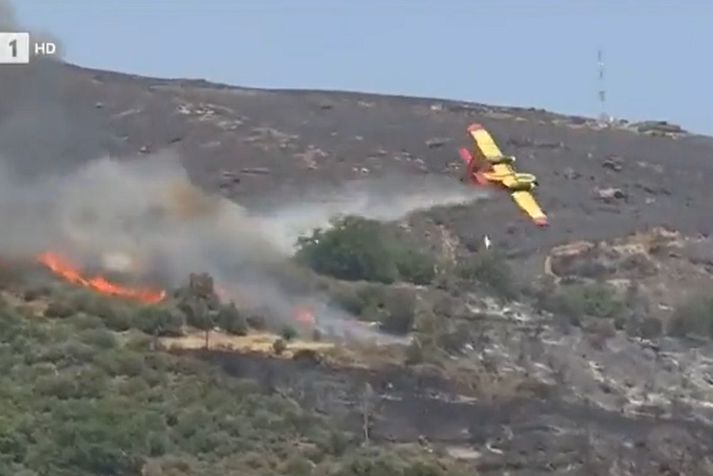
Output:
top-left (2, 57), bottom-right (713, 476)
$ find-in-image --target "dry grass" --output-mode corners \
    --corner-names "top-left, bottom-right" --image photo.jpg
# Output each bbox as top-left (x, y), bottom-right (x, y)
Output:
top-left (159, 330), bottom-right (335, 358)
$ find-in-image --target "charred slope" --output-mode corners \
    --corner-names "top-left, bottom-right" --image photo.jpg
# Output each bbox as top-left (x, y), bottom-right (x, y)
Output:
top-left (191, 349), bottom-right (713, 476)
top-left (3, 60), bottom-right (713, 475)
top-left (1, 61), bottom-right (712, 257)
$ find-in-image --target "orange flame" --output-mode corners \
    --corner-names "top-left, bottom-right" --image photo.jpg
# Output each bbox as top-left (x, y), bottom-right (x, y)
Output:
top-left (37, 251), bottom-right (166, 304)
top-left (292, 305), bottom-right (316, 325)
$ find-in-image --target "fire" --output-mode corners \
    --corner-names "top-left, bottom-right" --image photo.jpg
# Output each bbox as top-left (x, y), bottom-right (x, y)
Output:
top-left (292, 305), bottom-right (316, 325)
top-left (37, 251), bottom-right (166, 304)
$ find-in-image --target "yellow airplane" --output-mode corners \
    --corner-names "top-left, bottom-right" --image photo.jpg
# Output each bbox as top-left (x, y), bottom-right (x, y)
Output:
top-left (459, 123), bottom-right (548, 227)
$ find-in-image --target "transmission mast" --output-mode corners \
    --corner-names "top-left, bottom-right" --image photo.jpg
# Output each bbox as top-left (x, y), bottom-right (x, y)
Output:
top-left (597, 48), bottom-right (611, 126)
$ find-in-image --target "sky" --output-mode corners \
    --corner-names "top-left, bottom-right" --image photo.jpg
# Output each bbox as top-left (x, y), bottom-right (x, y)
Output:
top-left (11, 0), bottom-right (713, 135)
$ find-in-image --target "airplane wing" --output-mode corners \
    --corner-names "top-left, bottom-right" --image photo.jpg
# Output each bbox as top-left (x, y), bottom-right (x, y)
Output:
top-left (511, 190), bottom-right (548, 226)
top-left (490, 158), bottom-right (549, 226)
top-left (467, 123), bottom-right (503, 161)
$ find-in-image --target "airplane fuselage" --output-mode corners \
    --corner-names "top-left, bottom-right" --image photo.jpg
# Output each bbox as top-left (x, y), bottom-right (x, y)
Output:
top-left (459, 123), bottom-right (548, 227)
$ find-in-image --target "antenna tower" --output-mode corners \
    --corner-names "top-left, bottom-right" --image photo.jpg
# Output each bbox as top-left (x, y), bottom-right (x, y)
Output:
top-left (597, 48), bottom-right (611, 125)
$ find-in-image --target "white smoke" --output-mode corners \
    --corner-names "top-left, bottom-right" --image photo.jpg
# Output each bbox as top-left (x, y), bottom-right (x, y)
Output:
top-left (0, 150), bottom-right (485, 302)
top-left (0, 0), bottom-right (487, 341)
top-left (257, 174), bottom-right (487, 254)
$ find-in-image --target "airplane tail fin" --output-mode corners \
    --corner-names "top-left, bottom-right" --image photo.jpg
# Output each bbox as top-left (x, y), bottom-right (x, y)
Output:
top-left (459, 147), bottom-right (488, 185)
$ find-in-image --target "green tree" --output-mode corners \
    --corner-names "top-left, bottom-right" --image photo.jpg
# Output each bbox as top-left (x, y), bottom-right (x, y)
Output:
top-left (216, 302), bottom-right (248, 336)
top-left (295, 216), bottom-right (399, 283)
top-left (135, 305), bottom-right (185, 337)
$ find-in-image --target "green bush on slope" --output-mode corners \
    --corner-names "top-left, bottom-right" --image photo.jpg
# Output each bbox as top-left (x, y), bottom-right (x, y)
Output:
top-left (295, 216), bottom-right (435, 285)
top-left (668, 294), bottom-right (713, 338)
top-left (455, 249), bottom-right (518, 300)
top-left (539, 282), bottom-right (625, 322)
top-left (0, 294), bottom-right (468, 475)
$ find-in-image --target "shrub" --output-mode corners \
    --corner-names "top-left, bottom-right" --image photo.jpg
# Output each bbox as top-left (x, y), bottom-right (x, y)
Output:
top-left (272, 338), bottom-right (287, 355)
top-left (541, 282), bottom-right (625, 321)
top-left (437, 321), bottom-right (472, 354)
top-left (216, 302), bottom-right (248, 335)
top-left (456, 250), bottom-right (518, 300)
top-left (295, 215), bottom-right (435, 285)
top-left (639, 316), bottom-right (664, 339)
top-left (404, 339), bottom-right (425, 365)
top-left (328, 285), bottom-right (368, 315)
top-left (245, 310), bottom-right (268, 330)
top-left (668, 294), bottom-right (713, 338)
top-left (296, 216), bottom-right (399, 283)
top-left (178, 296), bottom-right (212, 330)
top-left (23, 285), bottom-right (50, 302)
top-left (379, 288), bottom-right (416, 335)
top-left (135, 305), bottom-right (185, 337)
top-left (102, 307), bottom-right (132, 332)
top-left (44, 300), bottom-right (75, 319)
top-left (79, 328), bottom-right (117, 349)
top-left (281, 325), bottom-right (298, 341)
top-left (394, 248), bottom-right (436, 285)
top-left (74, 294), bottom-right (133, 332)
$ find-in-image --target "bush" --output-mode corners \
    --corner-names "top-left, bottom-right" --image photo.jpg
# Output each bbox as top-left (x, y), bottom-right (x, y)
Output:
top-left (328, 285), bottom-right (368, 315)
top-left (456, 250), bottom-right (518, 300)
top-left (668, 294), bottom-right (713, 338)
top-left (404, 338), bottom-right (426, 365)
top-left (135, 305), bottom-right (185, 337)
top-left (296, 216), bottom-right (399, 283)
top-left (245, 310), bottom-right (268, 330)
top-left (541, 282), bottom-right (625, 321)
top-left (102, 307), bottom-right (132, 332)
top-left (79, 328), bottom-right (117, 349)
top-left (216, 302), bottom-right (248, 335)
top-left (272, 338), bottom-right (287, 355)
top-left (281, 325), bottom-right (298, 341)
top-left (178, 296), bottom-right (212, 330)
top-left (639, 316), bottom-right (663, 339)
top-left (75, 294), bottom-right (133, 332)
top-left (0, 279), bottom-right (464, 476)
top-left (394, 249), bottom-right (436, 285)
top-left (44, 300), bottom-right (75, 319)
top-left (295, 215), bottom-right (435, 285)
top-left (379, 288), bottom-right (416, 335)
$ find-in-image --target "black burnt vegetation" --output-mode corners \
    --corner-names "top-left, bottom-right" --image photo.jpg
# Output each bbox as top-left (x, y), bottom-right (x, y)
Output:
top-left (295, 216), bottom-right (436, 285)
top-left (0, 290), bottom-right (463, 476)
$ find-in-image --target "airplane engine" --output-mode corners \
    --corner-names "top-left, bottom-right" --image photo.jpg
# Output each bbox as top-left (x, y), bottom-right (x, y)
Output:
top-left (490, 155), bottom-right (517, 165)
top-left (509, 182), bottom-right (536, 192)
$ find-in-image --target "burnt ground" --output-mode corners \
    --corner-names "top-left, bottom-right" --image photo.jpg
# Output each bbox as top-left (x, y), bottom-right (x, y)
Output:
top-left (3, 59), bottom-right (713, 474)
top-left (191, 349), bottom-right (713, 475)
top-left (3, 60), bottom-right (712, 255)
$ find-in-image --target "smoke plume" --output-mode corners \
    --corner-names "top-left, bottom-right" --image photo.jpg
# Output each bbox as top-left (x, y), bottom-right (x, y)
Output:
top-left (0, 0), bottom-right (486, 340)
top-left (258, 174), bottom-right (486, 254)
top-left (0, 150), bottom-right (484, 332)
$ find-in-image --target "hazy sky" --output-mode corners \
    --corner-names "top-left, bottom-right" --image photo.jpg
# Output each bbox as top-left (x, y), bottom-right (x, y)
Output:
top-left (12, 0), bottom-right (713, 135)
